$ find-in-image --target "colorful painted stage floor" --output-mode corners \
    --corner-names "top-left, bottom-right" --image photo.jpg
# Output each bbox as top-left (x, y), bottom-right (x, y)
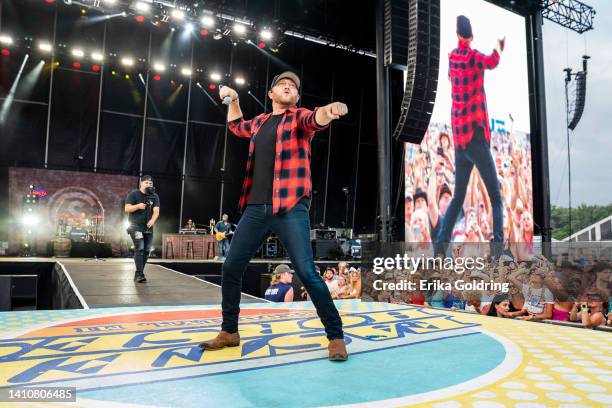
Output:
top-left (0, 300), bottom-right (611, 407)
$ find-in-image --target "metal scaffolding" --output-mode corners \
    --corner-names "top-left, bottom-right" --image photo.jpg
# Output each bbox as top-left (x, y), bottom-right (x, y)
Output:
top-left (540, 0), bottom-right (595, 34)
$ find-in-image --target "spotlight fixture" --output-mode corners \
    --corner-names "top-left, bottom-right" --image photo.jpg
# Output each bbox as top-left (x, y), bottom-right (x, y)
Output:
top-left (0, 35), bottom-right (13, 45)
top-left (210, 72), bottom-right (222, 81)
top-left (260, 29), bottom-right (273, 41)
top-left (153, 62), bottom-right (165, 72)
top-left (235, 77), bottom-right (245, 86)
top-left (171, 9), bottom-right (185, 20)
top-left (71, 48), bottom-right (84, 57)
top-left (121, 57), bottom-right (134, 66)
top-left (185, 23), bottom-right (194, 33)
top-left (134, 2), bottom-right (150, 12)
top-left (181, 67), bottom-right (192, 76)
top-left (213, 32), bottom-right (222, 40)
top-left (201, 15), bottom-right (215, 28)
top-left (38, 42), bottom-right (53, 52)
top-left (91, 51), bottom-right (104, 61)
top-left (233, 23), bottom-right (247, 35)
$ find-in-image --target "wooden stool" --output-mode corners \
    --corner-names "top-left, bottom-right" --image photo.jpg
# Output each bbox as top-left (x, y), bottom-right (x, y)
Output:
top-left (206, 241), bottom-right (216, 259)
top-left (165, 239), bottom-right (174, 259)
top-left (185, 241), bottom-right (195, 259)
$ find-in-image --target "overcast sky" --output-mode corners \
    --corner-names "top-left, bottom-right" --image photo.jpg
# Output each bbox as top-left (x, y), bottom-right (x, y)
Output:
top-left (543, 0), bottom-right (611, 207)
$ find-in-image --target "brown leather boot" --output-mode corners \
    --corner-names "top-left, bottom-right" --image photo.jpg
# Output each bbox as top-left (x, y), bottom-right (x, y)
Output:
top-left (328, 338), bottom-right (348, 361)
top-left (198, 331), bottom-right (240, 350)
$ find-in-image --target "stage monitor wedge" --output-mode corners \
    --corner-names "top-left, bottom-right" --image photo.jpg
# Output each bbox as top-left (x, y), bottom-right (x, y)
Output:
top-left (385, 0), bottom-right (440, 144)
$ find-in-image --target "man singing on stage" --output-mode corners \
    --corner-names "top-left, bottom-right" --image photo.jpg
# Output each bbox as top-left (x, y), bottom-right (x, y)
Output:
top-left (124, 175), bottom-right (160, 283)
top-left (435, 15), bottom-right (505, 258)
top-left (199, 71), bottom-right (349, 361)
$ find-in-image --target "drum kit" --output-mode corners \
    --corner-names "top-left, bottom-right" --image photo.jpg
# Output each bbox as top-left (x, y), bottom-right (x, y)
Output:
top-left (57, 214), bottom-right (105, 243)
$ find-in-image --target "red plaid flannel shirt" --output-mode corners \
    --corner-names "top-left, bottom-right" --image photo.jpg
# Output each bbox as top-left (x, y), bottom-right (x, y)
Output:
top-left (449, 39), bottom-right (500, 150)
top-left (228, 106), bottom-right (329, 215)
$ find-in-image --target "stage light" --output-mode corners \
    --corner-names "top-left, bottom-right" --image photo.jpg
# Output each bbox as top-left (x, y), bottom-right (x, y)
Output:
top-left (22, 214), bottom-right (39, 226)
top-left (260, 29), bottom-right (273, 41)
top-left (72, 61), bottom-right (81, 69)
top-left (72, 48), bottom-right (84, 57)
top-left (111, 70), bottom-right (117, 75)
top-left (45, 0), bottom-right (55, 3)
top-left (91, 52), bottom-right (104, 61)
top-left (135, 15), bottom-right (145, 23)
top-left (200, 29), bottom-right (209, 36)
top-left (213, 32), bottom-right (222, 40)
top-left (134, 2), bottom-right (150, 12)
top-left (153, 75), bottom-right (161, 81)
top-left (1, 49), bottom-right (9, 57)
top-left (258, 42), bottom-right (266, 49)
top-left (80, 7), bottom-right (87, 15)
top-left (185, 23), bottom-right (194, 33)
top-left (208, 84), bottom-right (216, 90)
top-left (235, 77), bottom-right (245, 86)
top-left (39, 42), bottom-right (52, 52)
top-left (92, 64), bottom-right (100, 72)
top-left (181, 68), bottom-right (192, 76)
top-left (0, 35), bottom-right (13, 45)
top-left (125, 74), bottom-right (130, 79)
top-left (233, 23), bottom-right (247, 35)
top-left (201, 16), bottom-right (215, 28)
top-left (210, 72), bottom-right (221, 81)
top-left (171, 9), bottom-right (185, 21)
top-left (153, 62), bottom-right (165, 72)
top-left (121, 57), bottom-right (134, 67)
top-left (104, 0), bottom-right (117, 4)
top-left (121, 11), bottom-right (127, 17)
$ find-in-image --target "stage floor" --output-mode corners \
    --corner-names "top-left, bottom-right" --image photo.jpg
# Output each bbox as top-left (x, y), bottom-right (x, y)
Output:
top-left (55, 259), bottom-right (260, 308)
top-left (0, 301), bottom-right (610, 407)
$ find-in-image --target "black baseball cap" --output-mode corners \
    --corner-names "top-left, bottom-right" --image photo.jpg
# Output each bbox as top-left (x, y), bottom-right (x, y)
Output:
top-left (141, 175), bottom-right (153, 182)
top-left (270, 71), bottom-right (301, 91)
top-left (457, 15), bottom-right (473, 39)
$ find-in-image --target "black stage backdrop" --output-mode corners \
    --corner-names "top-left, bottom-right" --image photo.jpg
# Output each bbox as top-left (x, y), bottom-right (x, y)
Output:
top-left (0, 0), bottom-right (381, 251)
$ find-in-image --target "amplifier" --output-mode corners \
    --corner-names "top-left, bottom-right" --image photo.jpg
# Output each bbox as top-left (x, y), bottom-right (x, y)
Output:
top-left (314, 229), bottom-right (337, 240)
top-left (313, 239), bottom-right (339, 259)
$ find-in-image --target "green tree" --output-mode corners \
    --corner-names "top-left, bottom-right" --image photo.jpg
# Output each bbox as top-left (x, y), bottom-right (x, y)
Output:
top-left (551, 204), bottom-right (612, 240)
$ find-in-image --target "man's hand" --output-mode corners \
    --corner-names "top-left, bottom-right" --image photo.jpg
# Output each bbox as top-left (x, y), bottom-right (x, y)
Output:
top-left (146, 220), bottom-right (155, 229)
top-left (324, 102), bottom-right (348, 120)
top-left (219, 85), bottom-right (238, 103)
top-left (136, 203), bottom-right (146, 210)
top-left (498, 36), bottom-right (505, 53)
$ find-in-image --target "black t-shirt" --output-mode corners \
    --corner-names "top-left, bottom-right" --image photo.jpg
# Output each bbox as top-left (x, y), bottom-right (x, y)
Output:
top-left (125, 189), bottom-right (160, 232)
top-left (249, 114), bottom-right (283, 204)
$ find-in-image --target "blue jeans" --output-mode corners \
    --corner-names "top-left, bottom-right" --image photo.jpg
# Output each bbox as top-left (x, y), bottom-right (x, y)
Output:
top-left (218, 239), bottom-right (230, 257)
top-left (435, 129), bottom-right (503, 256)
top-left (220, 198), bottom-right (344, 340)
top-left (129, 231), bottom-right (153, 274)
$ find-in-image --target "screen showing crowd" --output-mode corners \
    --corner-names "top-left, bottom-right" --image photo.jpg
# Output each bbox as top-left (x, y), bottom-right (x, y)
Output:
top-left (404, 0), bottom-right (533, 260)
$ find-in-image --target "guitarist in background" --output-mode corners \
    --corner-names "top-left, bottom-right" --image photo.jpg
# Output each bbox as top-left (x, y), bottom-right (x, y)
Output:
top-left (214, 214), bottom-right (232, 258)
